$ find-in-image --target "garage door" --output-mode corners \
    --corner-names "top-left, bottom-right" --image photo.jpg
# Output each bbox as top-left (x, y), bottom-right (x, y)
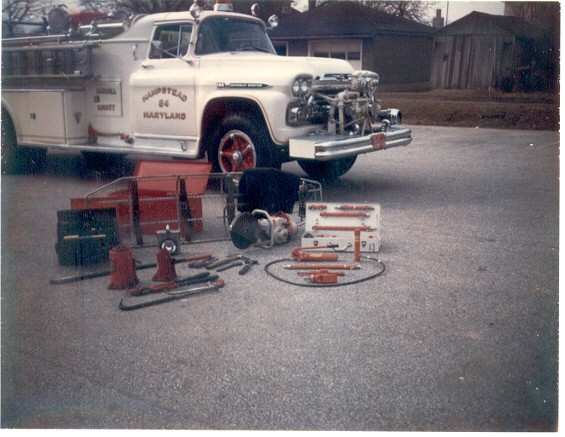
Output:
top-left (309, 39), bottom-right (362, 70)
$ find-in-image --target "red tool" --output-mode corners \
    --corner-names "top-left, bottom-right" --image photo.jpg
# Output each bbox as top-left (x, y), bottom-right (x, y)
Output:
top-left (296, 269), bottom-right (345, 277)
top-left (108, 245), bottom-right (139, 290)
top-left (284, 263), bottom-right (360, 270)
top-left (336, 205), bottom-right (375, 211)
top-left (319, 211), bottom-right (369, 218)
top-left (152, 248), bottom-right (177, 282)
top-left (312, 225), bottom-right (374, 232)
top-left (354, 228), bottom-right (361, 262)
top-left (308, 272), bottom-right (340, 284)
top-left (291, 247), bottom-right (339, 262)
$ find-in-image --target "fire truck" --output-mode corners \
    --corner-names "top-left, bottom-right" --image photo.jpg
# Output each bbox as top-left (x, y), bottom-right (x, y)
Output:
top-left (1, 1), bottom-right (412, 179)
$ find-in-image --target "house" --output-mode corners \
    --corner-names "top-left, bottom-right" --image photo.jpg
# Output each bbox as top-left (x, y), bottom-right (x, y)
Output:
top-left (268, 1), bottom-right (436, 91)
top-left (430, 11), bottom-right (552, 91)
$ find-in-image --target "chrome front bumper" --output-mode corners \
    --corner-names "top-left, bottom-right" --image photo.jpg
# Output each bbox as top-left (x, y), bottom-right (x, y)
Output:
top-left (288, 126), bottom-right (412, 161)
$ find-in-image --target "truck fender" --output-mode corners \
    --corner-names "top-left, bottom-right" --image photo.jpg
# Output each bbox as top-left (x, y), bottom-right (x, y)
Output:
top-left (199, 97), bottom-right (282, 172)
top-left (199, 97), bottom-right (276, 152)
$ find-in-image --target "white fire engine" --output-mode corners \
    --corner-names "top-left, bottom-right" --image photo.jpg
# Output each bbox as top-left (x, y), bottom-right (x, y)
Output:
top-left (1, 0), bottom-right (412, 179)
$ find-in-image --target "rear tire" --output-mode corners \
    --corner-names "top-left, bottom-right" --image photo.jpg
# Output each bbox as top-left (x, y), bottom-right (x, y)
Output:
top-left (297, 156), bottom-right (357, 180)
top-left (1, 114), bottom-right (46, 175)
top-left (209, 113), bottom-right (281, 173)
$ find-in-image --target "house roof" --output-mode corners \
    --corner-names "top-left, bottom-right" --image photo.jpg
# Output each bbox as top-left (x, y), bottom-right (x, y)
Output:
top-left (438, 11), bottom-right (544, 40)
top-left (269, 1), bottom-right (435, 40)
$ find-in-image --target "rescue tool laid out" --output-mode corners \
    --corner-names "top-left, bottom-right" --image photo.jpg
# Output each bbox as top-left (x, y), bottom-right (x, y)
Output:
top-left (2, 0), bottom-right (411, 179)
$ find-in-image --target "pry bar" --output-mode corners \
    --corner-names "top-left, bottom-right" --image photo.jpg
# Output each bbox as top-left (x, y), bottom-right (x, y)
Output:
top-left (119, 280), bottom-right (224, 311)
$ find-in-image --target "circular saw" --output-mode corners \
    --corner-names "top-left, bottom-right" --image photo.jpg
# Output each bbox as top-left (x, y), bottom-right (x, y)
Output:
top-left (229, 212), bottom-right (260, 249)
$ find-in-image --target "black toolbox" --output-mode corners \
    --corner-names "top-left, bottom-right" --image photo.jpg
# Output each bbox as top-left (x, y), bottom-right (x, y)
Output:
top-left (55, 208), bottom-right (119, 266)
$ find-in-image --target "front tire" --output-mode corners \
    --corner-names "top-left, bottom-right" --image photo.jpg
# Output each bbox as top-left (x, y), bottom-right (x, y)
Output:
top-left (298, 156), bottom-right (357, 180)
top-left (210, 113), bottom-right (280, 173)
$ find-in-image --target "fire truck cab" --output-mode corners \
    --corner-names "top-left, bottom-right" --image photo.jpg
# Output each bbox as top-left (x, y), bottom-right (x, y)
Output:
top-left (1, 1), bottom-right (411, 179)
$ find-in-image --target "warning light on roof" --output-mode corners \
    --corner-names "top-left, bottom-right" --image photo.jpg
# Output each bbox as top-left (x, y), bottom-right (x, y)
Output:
top-left (214, 0), bottom-right (233, 12)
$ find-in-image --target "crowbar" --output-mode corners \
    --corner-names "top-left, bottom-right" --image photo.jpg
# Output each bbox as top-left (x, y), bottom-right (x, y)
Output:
top-left (119, 279), bottom-right (224, 311)
top-left (125, 272), bottom-right (216, 296)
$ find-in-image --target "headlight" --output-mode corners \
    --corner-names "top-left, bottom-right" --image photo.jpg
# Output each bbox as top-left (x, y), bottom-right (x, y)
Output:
top-left (292, 75), bottom-right (312, 98)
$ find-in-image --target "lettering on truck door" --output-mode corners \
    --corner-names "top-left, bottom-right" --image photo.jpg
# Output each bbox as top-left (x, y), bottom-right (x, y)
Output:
top-left (130, 23), bottom-right (197, 152)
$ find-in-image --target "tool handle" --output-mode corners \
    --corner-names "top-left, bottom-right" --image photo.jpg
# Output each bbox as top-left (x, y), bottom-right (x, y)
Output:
top-left (206, 257), bottom-right (237, 269)
top-left (175, 271), bottom-right (211, 283)
top-left (239, 264), bottom-right (251, 275)
top-left (176, 254), bottom-right (212, 263)
top-left (217, 261), bottom-right (243, 272)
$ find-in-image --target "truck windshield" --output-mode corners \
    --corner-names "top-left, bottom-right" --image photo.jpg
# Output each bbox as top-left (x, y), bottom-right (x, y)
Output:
top-left (195, 17), bottom-right (276, 55)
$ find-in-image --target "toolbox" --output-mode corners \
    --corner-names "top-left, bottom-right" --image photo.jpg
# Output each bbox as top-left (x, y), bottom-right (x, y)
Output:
top-left (301, 202), bottom-right (381, 252)
top-left (55, 208), bottom-right (119, 266)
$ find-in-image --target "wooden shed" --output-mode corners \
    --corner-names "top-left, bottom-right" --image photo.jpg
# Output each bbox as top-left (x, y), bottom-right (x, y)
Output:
top-left (430, 11), bottom-right (546, 90)
top-left (269, 1), bottom-right (435, 91)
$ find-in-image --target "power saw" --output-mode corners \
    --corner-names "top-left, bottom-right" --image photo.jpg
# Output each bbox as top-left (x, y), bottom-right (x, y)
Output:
top-left (229, 209), bottom-right (298, 249)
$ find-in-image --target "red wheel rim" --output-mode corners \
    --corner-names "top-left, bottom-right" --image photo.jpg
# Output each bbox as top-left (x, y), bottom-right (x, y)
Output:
top-left (218, 130), bottom-right (256, 173)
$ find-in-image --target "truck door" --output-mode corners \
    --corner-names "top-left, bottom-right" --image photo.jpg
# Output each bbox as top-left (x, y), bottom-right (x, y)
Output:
top-left (129, 23), bottom-right (197, 150)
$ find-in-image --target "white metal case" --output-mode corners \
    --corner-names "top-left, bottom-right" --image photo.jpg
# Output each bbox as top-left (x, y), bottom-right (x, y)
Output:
top-left (301, 202), bottom-right (381, 252)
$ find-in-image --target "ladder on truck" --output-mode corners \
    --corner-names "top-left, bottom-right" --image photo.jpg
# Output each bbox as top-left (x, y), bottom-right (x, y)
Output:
top-left (2, 36), bottom-right (98, 79)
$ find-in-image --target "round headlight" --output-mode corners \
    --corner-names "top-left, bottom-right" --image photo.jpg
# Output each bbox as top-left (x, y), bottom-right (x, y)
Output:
top-left (292, 80), bottom-right (300, 96)
top-left (299, 79), bottom-right (309, 94)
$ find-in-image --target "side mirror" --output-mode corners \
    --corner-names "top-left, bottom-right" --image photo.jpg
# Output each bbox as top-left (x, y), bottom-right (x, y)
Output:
top-left (190, 0), bottom-right (205, 20)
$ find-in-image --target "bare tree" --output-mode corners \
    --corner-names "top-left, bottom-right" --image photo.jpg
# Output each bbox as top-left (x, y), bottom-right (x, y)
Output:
top-left (78, 0), bottom-right (194, 14)
top-left (505, 1), bottom-right (559, 92)
top-left (365, 0), bottom-right (435, 23)
top-left (314, 0), bottom-right (436, 24)
top-left (504, 1), bottom-right (559, 36)
top-left (2, 0), bottom-right (55, 36)
top-left (2, 0), bottom-right (52, 21)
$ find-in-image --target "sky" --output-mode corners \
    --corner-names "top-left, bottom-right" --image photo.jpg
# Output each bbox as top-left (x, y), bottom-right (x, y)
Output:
top-left (293, 0), bottom-right (506, 24)
top-left (435, 1), bottom-right (505, 25)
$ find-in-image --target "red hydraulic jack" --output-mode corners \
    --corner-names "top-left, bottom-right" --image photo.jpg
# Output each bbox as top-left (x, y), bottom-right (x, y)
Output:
top-left (108, 245), bottom-right (139, 290)
top-left (297, 269), bottom-right (345, 284)
top-left (152, 248), bottom-right (177, 282)
top-left (291, 246), bottom-right (339, 262)
top-left (308, 272), bottom-right (340, 284)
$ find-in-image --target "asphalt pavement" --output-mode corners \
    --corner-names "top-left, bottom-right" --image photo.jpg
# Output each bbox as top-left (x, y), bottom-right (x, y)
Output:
top-left (0, 126), bottom-right (559, 431)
